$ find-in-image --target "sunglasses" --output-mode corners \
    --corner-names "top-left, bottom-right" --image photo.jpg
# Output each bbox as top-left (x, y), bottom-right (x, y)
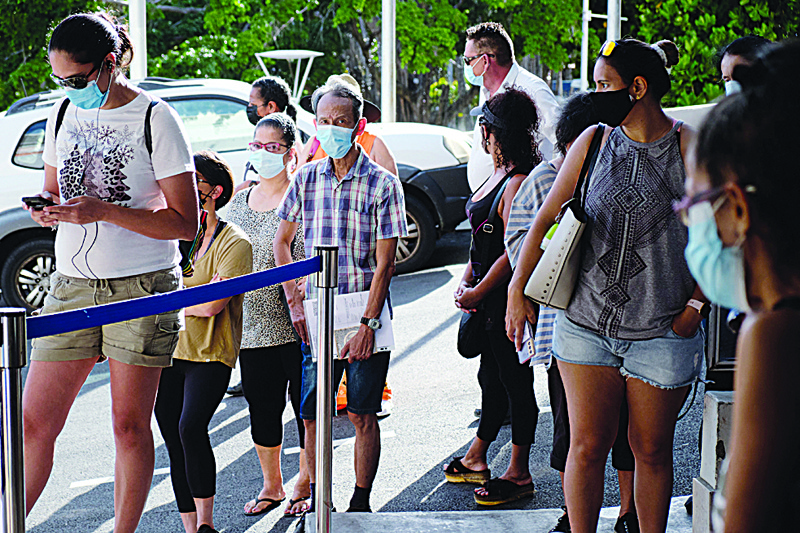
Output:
top-left (248, 141), bottom-right (289, 154)
top-left (672, 185), bottom-right (757, 226)
top-left (50, 65), bottom-right (100, 90)
top-left (600, 40), bottom-right (619, 57)
top-left (463, 53), bottom-right (494, 66)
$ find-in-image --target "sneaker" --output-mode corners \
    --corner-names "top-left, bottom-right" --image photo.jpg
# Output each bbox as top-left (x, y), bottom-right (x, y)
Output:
top-left (614, 512), bottom-right (640, 533)
top-left (226, 382), bottom-right (243, 397)
top-left (197, 525), bottom-right (218, 533)
top-left (550, 509), bottom-right (571, 532)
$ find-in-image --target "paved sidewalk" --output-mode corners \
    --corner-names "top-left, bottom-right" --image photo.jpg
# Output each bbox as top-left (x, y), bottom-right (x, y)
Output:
top-left (305, 495), bottom-right (693, 533)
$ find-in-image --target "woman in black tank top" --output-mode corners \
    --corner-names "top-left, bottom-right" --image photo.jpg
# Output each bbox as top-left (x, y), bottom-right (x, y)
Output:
top-left (688, 42), bottom-right (800, 533)
top-left (445, 89), bottom-right (542, 505)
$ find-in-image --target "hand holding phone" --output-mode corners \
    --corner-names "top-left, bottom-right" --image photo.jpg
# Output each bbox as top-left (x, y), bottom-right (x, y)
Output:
top-left (22, 196), bottom-right (57, 211)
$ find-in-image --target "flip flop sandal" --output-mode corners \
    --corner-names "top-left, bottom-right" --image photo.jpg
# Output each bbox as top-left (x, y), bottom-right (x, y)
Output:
top-left (284, 496), bottom-right (311, 517)
top-left (473, 478), bottom-right (534, 506)
top-left (444, 456), bottom-right (491, 484)
top-left (244, 496), bottom-right (285, 516)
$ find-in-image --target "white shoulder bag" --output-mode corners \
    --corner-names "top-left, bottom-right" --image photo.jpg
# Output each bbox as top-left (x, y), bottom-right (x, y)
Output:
top-left (524, 125), bottom-right (605, 309)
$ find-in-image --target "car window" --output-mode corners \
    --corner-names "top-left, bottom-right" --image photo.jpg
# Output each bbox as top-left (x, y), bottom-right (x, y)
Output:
top-left (13, 120), bottom-right (46, 170)
top-left (167, 97), bottom-right (251, 153)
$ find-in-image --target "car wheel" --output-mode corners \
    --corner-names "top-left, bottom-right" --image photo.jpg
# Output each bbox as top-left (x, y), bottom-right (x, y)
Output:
top-left (395, 196), bottom-right (436, 274)
top-left (1, 238), bottom-right (56, 313)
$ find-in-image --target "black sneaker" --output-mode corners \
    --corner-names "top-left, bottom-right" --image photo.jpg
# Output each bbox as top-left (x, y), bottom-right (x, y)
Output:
top-left (226, 382), bottom-right (244, 396)
top-left (550, 509), bottom-right (571, 532)
top-left (197, 525), bottom-right (218, 533)
top-left (614, 512), bottom-right (640, 533)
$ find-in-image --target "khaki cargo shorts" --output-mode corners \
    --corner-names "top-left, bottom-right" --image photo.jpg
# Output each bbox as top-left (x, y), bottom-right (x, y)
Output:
top-left (31, 267), bottom-right (183, 368)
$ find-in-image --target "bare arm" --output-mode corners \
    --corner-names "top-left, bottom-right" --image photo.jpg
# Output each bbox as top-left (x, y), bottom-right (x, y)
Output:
top-left (722, 311), bottom-right (800, 532)
top-left (274, 219), bottom-right (308, 343)
top-left (505, 126), bottom-right (608, 349)
top-left (185, 274), bottom-right (233, 317)
top-left (43, 172), bottom-right (198, 241)
top-left (369, 137), bottom-right (399, 177)
top-left (340, 237), bottom-right (397, 363)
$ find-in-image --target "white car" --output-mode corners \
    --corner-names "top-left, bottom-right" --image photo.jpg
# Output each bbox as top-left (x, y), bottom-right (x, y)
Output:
top-left (0, 78), bottom-right (472, 311)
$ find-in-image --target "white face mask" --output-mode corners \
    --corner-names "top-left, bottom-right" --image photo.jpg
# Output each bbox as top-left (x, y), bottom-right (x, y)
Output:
top-left (725, 79), bottom-right (742, 96)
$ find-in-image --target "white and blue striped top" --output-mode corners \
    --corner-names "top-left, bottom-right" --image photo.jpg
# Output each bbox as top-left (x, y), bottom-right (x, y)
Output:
top-left (504, 160), bottom-right (558, 365)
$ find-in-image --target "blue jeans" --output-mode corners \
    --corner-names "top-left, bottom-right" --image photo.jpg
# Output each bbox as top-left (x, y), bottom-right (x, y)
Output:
top-left (552, 311), bottom-right (703, 389)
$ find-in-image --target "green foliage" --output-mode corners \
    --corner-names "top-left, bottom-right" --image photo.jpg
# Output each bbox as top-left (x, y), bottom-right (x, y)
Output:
top-left (633, 0), bottom-right (799, 106)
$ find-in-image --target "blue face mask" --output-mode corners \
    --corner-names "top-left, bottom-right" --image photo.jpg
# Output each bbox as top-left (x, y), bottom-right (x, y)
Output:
top-left (316, 124), bottom-right (357, 159)
top-left (65, 79), bottom-right (110, 110)
top-left (684, 201), bottom-right (750, 312)
top-left (248, 149), bottom-right (287, 179)
top-left (464, 56), bottom-right (486, 87)
top-left (724, 79), bottom-right (742, 96)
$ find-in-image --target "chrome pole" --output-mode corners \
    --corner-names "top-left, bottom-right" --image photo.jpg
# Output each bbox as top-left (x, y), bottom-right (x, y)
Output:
top-left (314, 246), bottom-right (338, 533)
top-left (0, 308), bottom-right (27, 533)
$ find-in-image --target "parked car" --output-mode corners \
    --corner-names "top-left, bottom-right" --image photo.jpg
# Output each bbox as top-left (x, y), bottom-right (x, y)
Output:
top-left (0, 77), bottom-right (472, 311)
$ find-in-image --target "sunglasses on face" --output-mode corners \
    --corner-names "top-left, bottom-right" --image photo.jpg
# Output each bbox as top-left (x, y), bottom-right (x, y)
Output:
top-left (672, 184), bottom-right (757, 226)
top-left (248, 141), bottom-right (289, 154)
top-left (600, 40), bottom-right (619, 57)
top-left (463, 53), bottom-right (494, 66)
top-left (50, 65), bottom-right (100, 90)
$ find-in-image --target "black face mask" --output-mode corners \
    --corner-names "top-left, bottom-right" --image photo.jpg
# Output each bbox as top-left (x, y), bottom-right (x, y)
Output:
top-left (588, 87), bottom-right (635, 127)
top-left (246, 104), bottom-right (261, 126)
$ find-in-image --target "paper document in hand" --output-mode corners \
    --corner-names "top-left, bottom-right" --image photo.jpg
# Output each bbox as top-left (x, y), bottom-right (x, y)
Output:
top-left (303, 291), bottom-right (394, 360)
top-left (518, 321), bottom-right (535, 365)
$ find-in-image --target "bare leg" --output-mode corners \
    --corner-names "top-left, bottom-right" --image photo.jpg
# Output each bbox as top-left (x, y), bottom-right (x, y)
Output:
top-left (559, 362), bottom-right (626, 533)
top-left (108, 359), bottom-right (162, 533)
top-left (453, 436), bottom-right (491, 473)
top-left (474, 443), bottom-right (532, 497)
top-left (195, 496), bottom-right (215, 530)
top-left (626, 379), bottom-right (689, 533)
top-left (243, 444), bottom-right (286, 513)
top-left (348, 412), bottom-right (381, 489)
top-left (179, 512), bottom-right (196, 533)
top-left (285, 450), bottom-right (311, 515)
top-left (304, 420), bottom-right (317, 483)
top-left (618, 469), bottom-right (636, 516)
top-left (23, 358), bottom-right (98, 514)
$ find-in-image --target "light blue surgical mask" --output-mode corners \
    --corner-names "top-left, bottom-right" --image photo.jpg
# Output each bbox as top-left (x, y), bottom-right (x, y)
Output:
top-left (684, 201), bottom-right (751, 312)
top-left (65, 79), bottom-right (110, 110)
top-left (724, 79), bottom-right (742, 96)
top-left (464, 56), bottom-right (486, 87)
top-left (316, 124), bottom-right (357, 159)
top-left (248, 149), bottom-right (287, 179)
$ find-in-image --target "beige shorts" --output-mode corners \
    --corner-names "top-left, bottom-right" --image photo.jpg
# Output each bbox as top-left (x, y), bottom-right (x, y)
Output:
top-left (31, 267), bottom-right (183, 367)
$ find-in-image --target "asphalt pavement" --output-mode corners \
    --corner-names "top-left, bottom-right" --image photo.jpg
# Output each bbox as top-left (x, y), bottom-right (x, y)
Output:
top-left (17, 230), bottom-right (702, 533)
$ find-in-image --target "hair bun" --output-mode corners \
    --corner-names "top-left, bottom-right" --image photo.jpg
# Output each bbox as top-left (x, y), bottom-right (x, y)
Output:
top-left (655, 40), bottom-right (680, 68)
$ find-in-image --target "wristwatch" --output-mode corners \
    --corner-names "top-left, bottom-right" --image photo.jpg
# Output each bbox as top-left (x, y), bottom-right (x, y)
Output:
top-left (686, 298), bottom-right (711, 319)
top-left (360, 317), bottom-right (381, 331)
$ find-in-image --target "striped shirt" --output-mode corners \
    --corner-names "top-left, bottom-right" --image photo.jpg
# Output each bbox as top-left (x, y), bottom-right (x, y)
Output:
top-left (278, 146), bottom-right (407, 299)
top-left (504, 160), bottom-right (558, 363)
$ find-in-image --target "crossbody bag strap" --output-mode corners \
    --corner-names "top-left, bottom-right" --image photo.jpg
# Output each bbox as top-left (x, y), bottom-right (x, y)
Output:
top-left (476, 166), bottom-right (518, 281)
top-left (573, 124), bottom-right (605, 206)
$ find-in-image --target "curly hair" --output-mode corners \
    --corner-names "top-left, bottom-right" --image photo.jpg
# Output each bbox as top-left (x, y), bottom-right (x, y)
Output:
top-left (482, 87), bottom-right (541, 172)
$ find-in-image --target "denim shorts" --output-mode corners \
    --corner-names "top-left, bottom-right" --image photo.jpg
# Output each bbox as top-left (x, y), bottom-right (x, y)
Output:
top-left (31, 267), bottom-right (183, 368)
top-left (300, 347), bottom-right (390, 419)
top-left (552, 311), bottom-right (703, 389)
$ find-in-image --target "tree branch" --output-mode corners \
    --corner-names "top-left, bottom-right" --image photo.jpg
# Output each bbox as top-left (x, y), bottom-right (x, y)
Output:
top-left (102, 0), bottom-right (205, 15)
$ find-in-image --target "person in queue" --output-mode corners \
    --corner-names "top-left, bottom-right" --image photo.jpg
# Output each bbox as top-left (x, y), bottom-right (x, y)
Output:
top-left (715, 35), bottom-right (773, 96)
top-left (22, 12), bottom-right (197, 532)
top-left (154, 151), bottom-right (253, 533)
top-left (504, 92), bottom-right (638, 532)
top-left (507, 38), bottom-right (707, 533)
top-left (226, 113), bottom-right (312, 517)
top-left (274, 78), bottom-right (407, 513)
top-left (298, 73), bottom-right (398, 177)
top-left (230, 75), bottom-right (301, 198)
top-left (463, 22), bottom-right (559, 192)
top-left (444, 88), bottom-right (539, 506)
top-left (682, 41), bottom-right (800, 533)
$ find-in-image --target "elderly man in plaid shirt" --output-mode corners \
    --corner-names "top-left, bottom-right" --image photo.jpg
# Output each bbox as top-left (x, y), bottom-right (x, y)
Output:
top-left (274, 79), bottom-right (407, 513)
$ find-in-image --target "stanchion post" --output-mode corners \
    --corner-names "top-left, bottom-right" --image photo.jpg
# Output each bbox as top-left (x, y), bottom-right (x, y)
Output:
top-left (314, 246), bottom-right (338, 533)
top-left (0, 308), bottom-right (27, 533)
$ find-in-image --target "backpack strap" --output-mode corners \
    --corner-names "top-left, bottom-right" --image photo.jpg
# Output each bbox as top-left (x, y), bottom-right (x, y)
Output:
top-left (144, 99), bottom-right (157, 155)
top-left (54, 98), bottom-right (70, 140)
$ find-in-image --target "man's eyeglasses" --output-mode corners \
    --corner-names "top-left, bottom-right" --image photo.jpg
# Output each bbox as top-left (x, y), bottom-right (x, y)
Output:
top-left (50, 65), bottom-right (99, 90)
top-left (248, 141), bottom-right (289, 153)
top-left (600, 40), bottom-right (619, 57)
top-left (672, 184), bottom-right (756, 226)
top-left (463, 53), bottom-right (494, 66)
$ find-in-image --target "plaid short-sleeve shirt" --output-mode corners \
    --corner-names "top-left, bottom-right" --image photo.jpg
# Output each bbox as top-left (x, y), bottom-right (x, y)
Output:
top-left (277, 147), bottom-right (407, 298)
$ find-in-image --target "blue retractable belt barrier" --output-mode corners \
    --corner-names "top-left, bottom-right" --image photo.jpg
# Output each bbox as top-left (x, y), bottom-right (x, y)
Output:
top-left (26, 256), bottom-right (322, 339)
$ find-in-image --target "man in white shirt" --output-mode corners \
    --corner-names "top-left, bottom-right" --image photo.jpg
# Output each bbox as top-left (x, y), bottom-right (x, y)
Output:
top-left (464, 22), bottom-right (560, 191)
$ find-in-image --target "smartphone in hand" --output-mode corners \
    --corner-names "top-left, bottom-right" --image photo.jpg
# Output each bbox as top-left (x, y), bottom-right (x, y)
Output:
top-left (22, 196), bottom-right (57, 211)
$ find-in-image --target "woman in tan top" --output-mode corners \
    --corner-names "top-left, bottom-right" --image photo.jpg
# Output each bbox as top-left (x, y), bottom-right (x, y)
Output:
top-left (154, 151), bottom-right (253, 533)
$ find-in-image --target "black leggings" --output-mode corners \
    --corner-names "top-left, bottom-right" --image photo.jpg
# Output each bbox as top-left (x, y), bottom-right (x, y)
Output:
top-left (240, 342), bottom-right (304, 448)
top-left (154, 359), bottom-right (231, 513)
top-left (477, 329), bottom-right (538, 446)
